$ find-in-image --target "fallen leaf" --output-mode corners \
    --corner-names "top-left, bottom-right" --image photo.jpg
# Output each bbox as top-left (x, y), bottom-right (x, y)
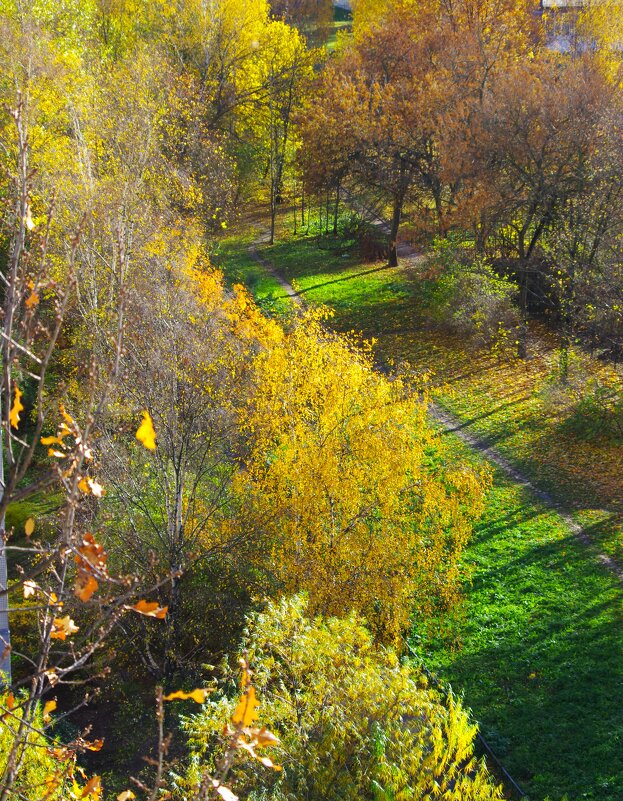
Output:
top-left (135, 410), bottom-right (156, 450)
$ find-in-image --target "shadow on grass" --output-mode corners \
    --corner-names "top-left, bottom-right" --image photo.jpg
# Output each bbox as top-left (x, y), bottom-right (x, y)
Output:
top-left (424, 496), bottom-right (623, 801)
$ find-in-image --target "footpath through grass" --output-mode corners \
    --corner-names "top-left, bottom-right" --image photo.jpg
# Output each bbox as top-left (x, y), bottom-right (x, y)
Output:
top-left (216, 210), bottom-right (623, 801)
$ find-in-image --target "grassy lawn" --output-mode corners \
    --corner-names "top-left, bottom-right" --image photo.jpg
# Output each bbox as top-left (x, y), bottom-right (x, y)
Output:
top-left (419, 435), bottom-right (623, 801)
top-left (215, 209), bottom-right (623, 801)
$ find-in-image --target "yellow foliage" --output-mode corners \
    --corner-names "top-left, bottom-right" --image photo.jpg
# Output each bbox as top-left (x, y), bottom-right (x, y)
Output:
top-left (235, 311), bottom-right (488, 641)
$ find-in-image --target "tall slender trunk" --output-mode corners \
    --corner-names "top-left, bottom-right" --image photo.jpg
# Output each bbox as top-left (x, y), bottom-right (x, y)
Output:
top-left (517, 263), bottom-right (529, 360)
top-left (388, 193), bottom-right (403, 268)
top-left (333, 183), bottom-right (340, 237)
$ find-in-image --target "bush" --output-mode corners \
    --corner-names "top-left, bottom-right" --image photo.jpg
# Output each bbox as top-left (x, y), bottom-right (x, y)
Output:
top-left (424, 240), bottom-right (519, 347)
top-left (180, 596), bottom-right (504, 801)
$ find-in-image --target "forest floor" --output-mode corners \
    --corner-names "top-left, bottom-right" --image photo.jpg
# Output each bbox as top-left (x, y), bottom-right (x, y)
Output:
top-left (211, 204), bottom-right (623, 801)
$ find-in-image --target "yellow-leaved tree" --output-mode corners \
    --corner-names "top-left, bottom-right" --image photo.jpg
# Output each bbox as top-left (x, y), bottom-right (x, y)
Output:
top-left (234, 311), bottom-right (489, 642)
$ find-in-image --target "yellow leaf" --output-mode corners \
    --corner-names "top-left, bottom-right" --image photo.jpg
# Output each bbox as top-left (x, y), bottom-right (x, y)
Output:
top-left (232, 686), bottom-right (259, 728)
top-left (135, 411), bottom-right (157, 450)
top-left (163, 688), bottom-right (212, 703)
top-left (253, 726), bottom-right (280, 748)
top-left (9, 386), bottom-right (24, 429)
top-left (117, 792), bottom-right (136, 801)
top-left (42, 699), bottom-right (57, 723)
top-left (50, 616), bottom-right (79, 640)
top-left (131, 600), bottom-right (168, 619)
top-left (41, 436), bottom-right (64, 446)
top-left (24, 518), bottom-right (35, 537)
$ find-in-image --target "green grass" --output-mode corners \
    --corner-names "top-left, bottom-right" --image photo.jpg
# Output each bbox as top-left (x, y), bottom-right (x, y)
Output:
top-left (219, 215), bottom-right (623, 801)
top-left (416, 434), bottom-right (623, 801)
top-left (211, 232), bottom-right (292, 318)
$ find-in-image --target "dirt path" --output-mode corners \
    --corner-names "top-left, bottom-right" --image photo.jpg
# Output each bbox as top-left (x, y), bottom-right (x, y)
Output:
top-left (248, 229), bottom-right (623, 584)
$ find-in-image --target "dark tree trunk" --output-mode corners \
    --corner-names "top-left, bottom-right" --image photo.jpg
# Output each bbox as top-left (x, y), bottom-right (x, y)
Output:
top-left (388, 193), bottom-right (403, 268)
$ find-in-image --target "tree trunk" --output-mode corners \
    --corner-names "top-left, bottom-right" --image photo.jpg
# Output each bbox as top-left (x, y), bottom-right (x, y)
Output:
top-left (388, 193), bottom-right (403, 268)
top-left (517, 264), bottom-right (529, 359)
top-left (333, 183), bottom-right (340, 237)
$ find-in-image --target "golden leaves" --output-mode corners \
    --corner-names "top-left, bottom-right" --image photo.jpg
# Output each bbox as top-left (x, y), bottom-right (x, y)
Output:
top-left (24, 517), bottom-right (35, 536)
top-left (9, 386), bottom-right (24, 429)
top-left (50, 615), bottom-right (79, 640)
top-left (117, 792), bottom-right (136, 801)
top-left (163, 688), bottom-right (212, 703)
top-left (74, 534), bottom-right (108, 602)
top-left (131, 600), bottom-right (168, 618)
top-left (135, 410), bottom-right (157, 450)
top-left (226, 659), bottom-right (281, 772)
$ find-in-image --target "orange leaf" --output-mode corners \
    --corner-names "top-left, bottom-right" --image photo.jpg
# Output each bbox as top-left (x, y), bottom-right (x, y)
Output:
top-left (24, 518), bottom-right (35, 537)
top-left (25, 290), bottom-right (39, 309)
top-left (81, 775), bottom-right (102, 799)
top-left (84, 739), bottom-right (104, 752)
top-left (131, 600), bottom-right (168, 619)
top-left (9, 386), bottom-right (24, 429)
top-left (135, 411), bottom-right (157, 450)
top-left (75, 574), bottom-right (98, 602)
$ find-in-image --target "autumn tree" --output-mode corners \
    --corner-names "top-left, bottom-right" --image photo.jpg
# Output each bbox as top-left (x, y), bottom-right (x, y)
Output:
top-left (474, 53), bottom-right (611, 357)
top-left (234, 312), bottom-right (488, 642)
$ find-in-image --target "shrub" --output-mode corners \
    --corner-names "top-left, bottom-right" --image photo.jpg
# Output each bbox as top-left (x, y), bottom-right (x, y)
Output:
top-left (180, 596), bottom-right (504, 801)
